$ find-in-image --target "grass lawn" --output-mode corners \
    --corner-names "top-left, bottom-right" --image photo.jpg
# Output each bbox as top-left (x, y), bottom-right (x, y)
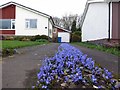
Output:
top-left (72, 42), bottom-right (120, 57)
top-left (0, 40), bottom-right (2, 49)
top-left (1, 40), bottom-right (48, 49)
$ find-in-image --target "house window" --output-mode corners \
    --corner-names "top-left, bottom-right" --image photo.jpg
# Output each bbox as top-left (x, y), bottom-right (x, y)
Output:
top-left (11, 19), bottom-right (15, 29)
top-left (25, 19), bottom-right (37, 29)
top-left (0, 19), bottom-right (15, 29)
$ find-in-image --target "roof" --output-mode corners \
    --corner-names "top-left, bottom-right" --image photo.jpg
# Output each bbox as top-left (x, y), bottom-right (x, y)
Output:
top-left (105, 0), bottom-right (120, 2)
top-left (80, 0), bottom-right (120, 27)
top-left (88, 0), bottom-right (120, 3)
top-left (54, 25), bottom-right (71, 33)
top-left (0, 1), bottom-right (55, 24)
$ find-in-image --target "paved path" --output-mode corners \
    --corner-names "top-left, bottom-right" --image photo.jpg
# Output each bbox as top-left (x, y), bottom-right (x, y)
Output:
top-left (72, 44), bottom-right (119, 76)
top-left (2, 43), bottom-right (59, 88)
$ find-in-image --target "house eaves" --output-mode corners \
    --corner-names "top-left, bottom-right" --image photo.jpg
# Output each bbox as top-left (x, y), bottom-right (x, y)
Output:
top-left (54, 25), bottom-right (72, 33)
top-left (104, 0), bottom-right (120, 2)
top-left (80, 0), bottom-right (120, 27)
top-left (0, 1), bottom-right (54, 24)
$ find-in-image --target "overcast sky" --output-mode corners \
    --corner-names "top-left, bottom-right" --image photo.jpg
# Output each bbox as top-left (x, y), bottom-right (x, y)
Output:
top-left (0, 0), bottom-right (87, 18)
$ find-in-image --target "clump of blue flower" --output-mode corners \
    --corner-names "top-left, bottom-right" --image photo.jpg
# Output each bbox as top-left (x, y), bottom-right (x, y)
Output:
top-left (33, 43), bottom-right (119, 89)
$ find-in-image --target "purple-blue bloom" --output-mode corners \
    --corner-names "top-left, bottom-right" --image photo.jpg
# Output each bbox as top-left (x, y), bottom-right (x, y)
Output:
top-left (42, 85), bottom-right (47, 88)
top-left (35, 43), bottom-right (117, 89)
top-left (91, 75), bottom-right (97, 84)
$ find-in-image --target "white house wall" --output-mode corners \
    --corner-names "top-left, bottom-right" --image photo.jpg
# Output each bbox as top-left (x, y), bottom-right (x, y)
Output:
top-left (15, 6), bottom-right (49, 36)
top-left (58, 32), bottom-right (70, 42)
top-left (110, 2), bottom-right (112, 39)
top-left (82, 3), bottom-right (109, 41)
top-left (48, 21), bottom-right (53, 38)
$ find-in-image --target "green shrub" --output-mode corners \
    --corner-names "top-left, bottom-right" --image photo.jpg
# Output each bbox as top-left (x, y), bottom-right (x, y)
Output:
top-left (73, 31), bottom-right (81, 36)
top-left (5, 36), bottom-right (14, 40)
top-left (40, 35), bottom-right (49, 40)
top-left (71, 31), bottom-right (81, 42)
top-left (14, 36), bottom-right (32, 41)
top-left (11, 35), bottom-right (49, 41)
top-left (30, 36), bottom-right (36, 41)
top-left (36, 39), bottom-right (48, 42)
top-left (14, 36), bottom-right (22, 41)
top-left (71, 34), bottom-right (81, 42)
top-left (2, 49), bottom-right (14, 57)
top-left (30, 35), bottom-right (49, 41)
top-left (30, 35), bottom-right (41, 41)
top-left (34, 35), bottom-right (41, 40)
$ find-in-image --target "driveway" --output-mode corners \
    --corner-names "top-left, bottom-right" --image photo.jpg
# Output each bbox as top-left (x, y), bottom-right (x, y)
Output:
top-left (2, 43), bottom-right (59, 88)
top-left (2, 43), bottom-right (119, 88)
top-left (72, 44), bottom-right (119, 76)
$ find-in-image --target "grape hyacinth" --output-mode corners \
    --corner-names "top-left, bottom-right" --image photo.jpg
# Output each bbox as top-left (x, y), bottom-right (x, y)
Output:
top-left (33, 43), bottom-right (119, 89)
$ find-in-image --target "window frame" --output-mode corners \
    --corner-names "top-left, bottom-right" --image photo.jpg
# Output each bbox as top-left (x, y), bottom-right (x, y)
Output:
top-left (11, 19), bottom-right (15, 29)
top-left (0, 19), bottom-right (15, 30)
top-left (25, 19), bottom-right (37, 29)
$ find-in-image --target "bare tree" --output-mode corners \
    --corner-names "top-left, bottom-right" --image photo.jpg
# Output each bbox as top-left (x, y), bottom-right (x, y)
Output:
top-left (53, 14), bottom-right (81, 31)
top-left (53, 17), bottom-right (62, 27)
top-left (62, 14), bottom-right (78, 30)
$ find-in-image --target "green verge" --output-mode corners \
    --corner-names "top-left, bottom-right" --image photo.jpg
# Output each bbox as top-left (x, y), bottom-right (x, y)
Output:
top-left (1, 40), bottom-right (48, 49)
top-left (0, 40), bottom-right (48, 57)
top-left (72, 42), bottom-right (120, 57)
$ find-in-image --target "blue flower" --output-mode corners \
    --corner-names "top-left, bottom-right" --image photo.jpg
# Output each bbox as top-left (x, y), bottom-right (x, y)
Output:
top-left (32, 86), bottom-right (35, 88)
top-left (78, 75), bottom-right (82, 80)
top-left (40, 79), bottom-right (44, 82)
top-left (36, 43), bottom-right (116, 89)
top-left (91, 75), bottom-right (97, 83)
top-left (98, 85), bottom-right (102, 89)
top-left (64, 76), bottom-right (69, 82)
top-left (46, 79), bottom-right (50, 84)
top-left (42, 85), bottom-right (47, 88)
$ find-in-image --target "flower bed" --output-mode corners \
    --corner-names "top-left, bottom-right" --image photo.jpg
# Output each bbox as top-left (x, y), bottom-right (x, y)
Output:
top-left (33, 43), bottom-right (119, 89)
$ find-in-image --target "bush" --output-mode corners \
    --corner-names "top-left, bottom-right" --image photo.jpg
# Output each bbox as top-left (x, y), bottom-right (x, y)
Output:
top-left (4, 36), bottom-right (14, 40)
top-left (71, 34), bottom-right (81, 42)
top-left (40, 35), bottom-right (49, 40)
top-left (73, 31), bottom-right (81, 36)
top-left (30, 36), bottom-right (36, 41)
top-left (30, 35), bottom-right (49, 41)
top-left (30, 35), bottom-right (41, 41)
top-left (36, 39), bottom-right (48, 42)
top-left (0, 36), bottom-right (4, 40)
top-left (2, 49), bottom-right (14, 57)
top-left (14, 36), bottom-right (21, 40)
top-left (14, 36), bottom-right (32, 41)
top-left (34, 35), bottom-right (41, 40)
top-left (71, 31), bottom-right (81, 42)
top-left (6, 35), bottom-right (50, 41)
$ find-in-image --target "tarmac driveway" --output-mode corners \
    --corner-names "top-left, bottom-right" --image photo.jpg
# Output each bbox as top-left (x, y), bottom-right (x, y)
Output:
top-left (72, 44), bottom-right (119, 76)
top-left (2, 43), bottom-right (119, 88)
top-left (2, 43), bottom-right (59, 88)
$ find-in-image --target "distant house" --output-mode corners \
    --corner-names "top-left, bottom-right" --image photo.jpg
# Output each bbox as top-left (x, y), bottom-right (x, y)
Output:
top-left (0, 1), bottom-right (54, 38)
top-left (53, 26), bottom-right (71, 43)
top-left (0, 1), bottom-right (71, 42)
top-left (81, 0), bottom-right (120, 43)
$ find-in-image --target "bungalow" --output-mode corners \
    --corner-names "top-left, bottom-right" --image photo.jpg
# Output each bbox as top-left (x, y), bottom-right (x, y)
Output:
top-left (53, 26), bottom-right (71, 43)
top-left (81, 0), bottom-right (120, 43)
top-left (0, 1), bottom-right (54, 38)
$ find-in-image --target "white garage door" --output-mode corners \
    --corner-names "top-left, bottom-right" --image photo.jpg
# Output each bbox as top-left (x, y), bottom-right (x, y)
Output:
top-left (58, 32), bottom-right (70, 42)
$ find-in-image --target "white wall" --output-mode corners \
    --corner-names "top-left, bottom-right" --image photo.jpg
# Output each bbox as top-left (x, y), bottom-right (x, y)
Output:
top-left (58, 32), bottom-right (70, 42)
top-left (82, 3), bottom-right (109, 41)
top-left (48, 20), bottom-right (53, 38)
top-left (15, 6), bottom-right (49, 36)
top-left (110, 2), bottom-right (112, 39)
